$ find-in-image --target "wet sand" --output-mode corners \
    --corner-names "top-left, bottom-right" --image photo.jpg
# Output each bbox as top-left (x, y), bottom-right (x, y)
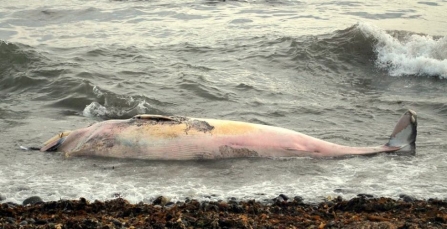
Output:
top-left (1, 195), bottom-right (446, 228)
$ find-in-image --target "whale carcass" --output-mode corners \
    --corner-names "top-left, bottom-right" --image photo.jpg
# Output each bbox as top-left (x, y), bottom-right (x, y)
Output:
top-left (38, 110), bottom-right (417, 160)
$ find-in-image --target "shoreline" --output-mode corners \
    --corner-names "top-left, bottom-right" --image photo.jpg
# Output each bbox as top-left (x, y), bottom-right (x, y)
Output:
top-left (1, 195), bottom-right (446, 228)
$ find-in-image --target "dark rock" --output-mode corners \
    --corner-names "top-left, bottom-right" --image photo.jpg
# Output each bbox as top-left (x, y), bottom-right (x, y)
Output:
top-left (205, 203), bottom-right (219, 212)
top-left (399, 194), bottom-right (416, 202)
top-left (153, 196), bottom-right (169, 206)
top-left (357, 193), bottom-right (374, 199)
top-left (273, 194), bottom-right (289, 203)
top-left (217, 201), bottom-right (229, 211)
top-left (111, 219), bottom-right (122, 226)
top-left (279, 194), bottom-right (289, 201)
top-left (201, 201), bottom-right (209, 210)
top-left (35, 219), bottom-right (48, 225)
top-left (23, 196), bottom-right (43, 205)
top-left (176, 201), bottom-right (185, 207)
top-left (112, 193), bottom-right (122, 198)
top-left (231, 204), bottom-right (244, 213)
top-left (334, 188), bottom-right (355, 194)
top-left (79, 197), bottom-right (88, 204)
top-left (294, 196), bottom-right (304, 203)
top-left (0, 193), bottom-right (5, 201)
top-left (82, 218), bottom-right (99, 228)
top-left (165, 201), bottom-right (175, 207)
top-left (4, 202), bottom-right (19, 208)
top-left (6, 217), bottom-right (15, 224)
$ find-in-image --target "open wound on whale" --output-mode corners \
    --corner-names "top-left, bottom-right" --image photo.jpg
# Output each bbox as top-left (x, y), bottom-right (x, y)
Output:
top-left (132, 115), bottom-right (215, 135)
top-left (31, 110), bottom-right (417, 159)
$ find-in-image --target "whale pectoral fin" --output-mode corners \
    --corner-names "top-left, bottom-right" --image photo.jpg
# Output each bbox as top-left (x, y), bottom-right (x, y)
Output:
top-left (386, 110), bottom-right (417, 155)
top-left (40, 131), bottom-right (71, 152)
top-left (40, 137), bottom-right (63, 152)
top-left (132, 114), bottom-right (179, 122)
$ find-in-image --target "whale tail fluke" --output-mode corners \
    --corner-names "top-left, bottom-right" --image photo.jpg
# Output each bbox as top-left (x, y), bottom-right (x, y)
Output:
top-left (386, 110), bottom-right (417, 155)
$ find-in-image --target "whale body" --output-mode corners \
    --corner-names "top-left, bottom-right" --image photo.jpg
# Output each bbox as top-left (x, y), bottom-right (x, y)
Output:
top-left (39, 110), bottom-right (417, 160)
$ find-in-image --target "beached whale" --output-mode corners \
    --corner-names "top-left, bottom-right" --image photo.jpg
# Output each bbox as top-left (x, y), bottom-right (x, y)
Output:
top-left (37, 110), bottom-right (417, 160)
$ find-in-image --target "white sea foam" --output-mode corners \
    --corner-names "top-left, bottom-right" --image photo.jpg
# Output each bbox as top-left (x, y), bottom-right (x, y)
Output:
top-left (0, 153), bottom-right (443, 205)
top-left (83, 86), bottom-right (108, 117)
top-left (83, 102), bottom-right (108, 118)
top-left (358, 23), bottom-right (447, 78)
top-left (82, 100), bottom-right (153, 118)
top-left (92, 86), bottom-right (104, 97)
top-left (83, 85), bottom-right (154, 118)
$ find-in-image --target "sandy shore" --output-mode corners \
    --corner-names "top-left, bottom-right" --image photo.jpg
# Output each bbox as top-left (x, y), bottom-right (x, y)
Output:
top-left (1, 195), bottom-right (446, 228)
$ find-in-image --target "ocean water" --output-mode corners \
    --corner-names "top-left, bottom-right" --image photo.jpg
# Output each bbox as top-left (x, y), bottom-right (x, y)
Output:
top-left (1, 0), bottom-right (446, 204)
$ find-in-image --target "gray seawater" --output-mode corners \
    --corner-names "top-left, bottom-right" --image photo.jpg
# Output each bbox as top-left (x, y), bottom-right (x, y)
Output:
top-left (1, 0), bottom-right (447, 204)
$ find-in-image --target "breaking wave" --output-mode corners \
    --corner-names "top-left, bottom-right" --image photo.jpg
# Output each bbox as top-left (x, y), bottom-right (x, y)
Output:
top-left (357, 23), bottom-right (447, 78)
top-left (82, 86), bottom-right (167, 119)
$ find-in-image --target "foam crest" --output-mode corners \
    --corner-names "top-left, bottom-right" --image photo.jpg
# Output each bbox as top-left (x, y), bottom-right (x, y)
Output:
top-left (358, 23), bottom-right (447, 78)
top-left (83, 86), bottom-right (159, 119)
top-left (83, 102), bottom-right (108, 118)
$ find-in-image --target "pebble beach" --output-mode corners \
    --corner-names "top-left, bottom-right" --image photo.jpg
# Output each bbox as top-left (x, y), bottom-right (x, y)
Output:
top-left (1, 195), bottom-right (447, 228)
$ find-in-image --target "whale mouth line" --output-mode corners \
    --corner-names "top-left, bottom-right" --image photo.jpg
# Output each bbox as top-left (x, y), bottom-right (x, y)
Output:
top-left (45, 137), bottom-right (65, 152)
